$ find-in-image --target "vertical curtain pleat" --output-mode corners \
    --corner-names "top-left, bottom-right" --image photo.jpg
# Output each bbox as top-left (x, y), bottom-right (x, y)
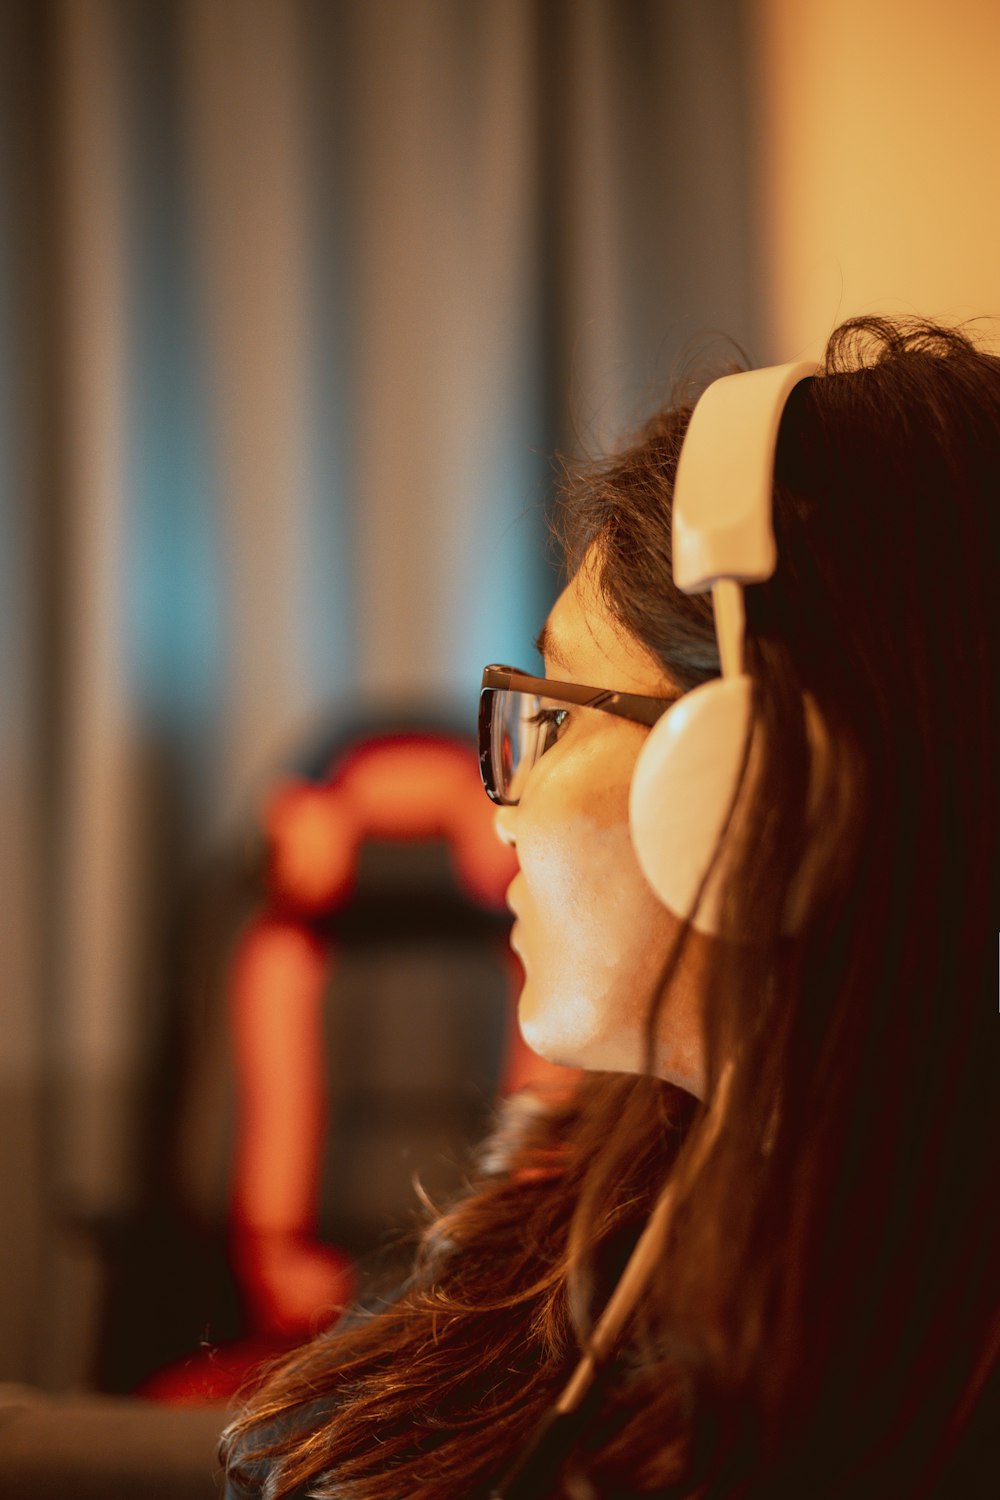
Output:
top-left (0, 0), bottom-right (48, 1389)
top-left (28, 0), bottom-right (136, 1389)
top-left (180, 0), bottom-right (315, 819)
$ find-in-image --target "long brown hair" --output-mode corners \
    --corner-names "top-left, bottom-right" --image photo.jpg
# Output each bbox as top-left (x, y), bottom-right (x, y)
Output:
top-left (222, 316), bottom-right (1000, 1498)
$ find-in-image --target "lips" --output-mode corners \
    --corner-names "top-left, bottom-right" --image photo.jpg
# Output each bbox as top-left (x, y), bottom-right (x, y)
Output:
top-left (505, 878), bottom-right (524, 958)
top-left (505, 875), bottom-right (522, 918)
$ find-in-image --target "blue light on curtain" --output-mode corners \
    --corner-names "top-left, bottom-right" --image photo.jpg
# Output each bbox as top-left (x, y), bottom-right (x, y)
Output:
top-left (119, 7), bottom-right (224, 752)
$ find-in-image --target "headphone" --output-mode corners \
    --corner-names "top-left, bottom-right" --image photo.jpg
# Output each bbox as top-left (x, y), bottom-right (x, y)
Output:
top-left (628, 360), bottom-right (824, 937)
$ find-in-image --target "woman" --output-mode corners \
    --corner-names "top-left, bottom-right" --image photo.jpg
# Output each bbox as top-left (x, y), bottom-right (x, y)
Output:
top-left (223, 315), bottom-right (999, 1498)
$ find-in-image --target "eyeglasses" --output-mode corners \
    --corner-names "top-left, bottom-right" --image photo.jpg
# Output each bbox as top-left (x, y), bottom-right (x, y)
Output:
top-left (479, 663), bottom-right (680, 806)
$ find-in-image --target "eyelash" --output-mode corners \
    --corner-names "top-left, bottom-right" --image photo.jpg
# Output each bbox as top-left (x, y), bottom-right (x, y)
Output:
top-left (526, 707), bottom-right (570, 734)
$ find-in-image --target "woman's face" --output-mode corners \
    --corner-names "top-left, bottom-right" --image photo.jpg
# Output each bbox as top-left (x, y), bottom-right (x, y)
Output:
top-left (494, 550), bottom-right (710, 1098)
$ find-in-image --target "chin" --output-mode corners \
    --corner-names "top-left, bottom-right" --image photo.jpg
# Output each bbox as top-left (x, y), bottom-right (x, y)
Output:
top-left (517, 983), bottom-right (632, 1074)
top-left (517, 985), bottom-right (585, 1069)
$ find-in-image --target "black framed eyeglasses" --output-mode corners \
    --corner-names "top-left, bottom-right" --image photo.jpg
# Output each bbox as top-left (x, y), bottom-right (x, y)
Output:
top-left (478, 663), bottom-right (679, 807)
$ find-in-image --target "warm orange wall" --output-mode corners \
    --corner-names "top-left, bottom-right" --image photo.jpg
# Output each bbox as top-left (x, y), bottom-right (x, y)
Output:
top-left (750, 0), bottom-right (1000, 360)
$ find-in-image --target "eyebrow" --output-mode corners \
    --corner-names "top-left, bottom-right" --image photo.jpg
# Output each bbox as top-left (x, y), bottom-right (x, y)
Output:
top-left (533, 622), bottom-right (570, 671)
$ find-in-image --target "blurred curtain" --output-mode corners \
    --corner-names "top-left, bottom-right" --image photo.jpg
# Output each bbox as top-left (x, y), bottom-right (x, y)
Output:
top-left (0, 0), bottom-right (759, 1388)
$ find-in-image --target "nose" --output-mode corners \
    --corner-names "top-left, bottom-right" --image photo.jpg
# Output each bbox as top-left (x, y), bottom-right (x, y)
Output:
top-left (493, 801), bottom-right (517, 849)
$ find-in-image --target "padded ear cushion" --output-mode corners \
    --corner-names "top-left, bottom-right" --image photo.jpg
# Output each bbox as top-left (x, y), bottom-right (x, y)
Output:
top-left (630, 678), bottom-right (835, 938)
top-left (629, 675), bottom-right (753, 936)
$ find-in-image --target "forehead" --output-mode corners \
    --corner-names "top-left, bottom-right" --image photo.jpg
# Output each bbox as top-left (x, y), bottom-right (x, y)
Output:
top-left (543, 553), bottom-right (676, 696)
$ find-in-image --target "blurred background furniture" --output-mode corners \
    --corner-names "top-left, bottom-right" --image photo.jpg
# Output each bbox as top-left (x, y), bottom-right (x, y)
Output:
top-left (0, 1383), bottom-right (226, 1500)
top-left (94, 717), bottom-right (568, 1403)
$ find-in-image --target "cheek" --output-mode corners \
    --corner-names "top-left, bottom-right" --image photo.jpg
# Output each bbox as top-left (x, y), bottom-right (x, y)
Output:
top-left (512, 738), bottom-right (676, 1062)
top-left (516, 736), bottom-right (636, 934)
top-left (514, 815), bottom-right (674, 1067)
top-left (525, 818), bottom-right (645, 941)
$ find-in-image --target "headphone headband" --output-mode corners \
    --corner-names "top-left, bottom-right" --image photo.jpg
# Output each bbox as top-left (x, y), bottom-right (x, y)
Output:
top-left (672, 360), bottom-right (819, 594)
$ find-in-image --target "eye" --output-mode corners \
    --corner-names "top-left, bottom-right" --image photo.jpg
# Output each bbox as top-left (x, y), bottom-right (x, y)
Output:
top-left (525, 705), bottom-right (570, 749)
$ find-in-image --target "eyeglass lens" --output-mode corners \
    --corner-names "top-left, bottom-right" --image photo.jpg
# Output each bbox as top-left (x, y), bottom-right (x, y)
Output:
top-left (490, 688), bottom-right (563, 804)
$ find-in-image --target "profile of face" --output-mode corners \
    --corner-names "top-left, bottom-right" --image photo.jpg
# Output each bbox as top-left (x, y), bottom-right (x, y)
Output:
top-left (493, 550), bottom-right (710, 1099)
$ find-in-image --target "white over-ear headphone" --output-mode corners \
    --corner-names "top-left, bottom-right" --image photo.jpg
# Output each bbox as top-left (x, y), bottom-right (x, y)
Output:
top-left (628, 360), bottom-right (823, 937)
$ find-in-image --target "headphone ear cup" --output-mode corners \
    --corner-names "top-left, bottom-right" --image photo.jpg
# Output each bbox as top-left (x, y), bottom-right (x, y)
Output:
top-left (629, 675), bottom-right (753, 936)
